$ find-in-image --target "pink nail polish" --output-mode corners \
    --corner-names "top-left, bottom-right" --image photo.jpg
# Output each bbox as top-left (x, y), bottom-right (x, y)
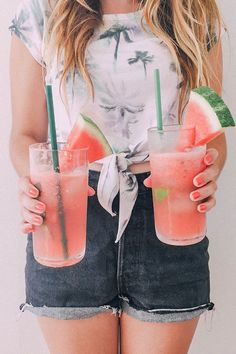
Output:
top-left (35, 203), bottom-right (44, 212)
top-left (196, 177), bottom-right (204, 186)
top-left (25, 224), bottom-right (35, 233)
top-left (29, 189), bottom-right (37, 197)
top-left (33, 216), bottom-right (42, 225)
top-left (206, 155), bottom-right (213, 164)
top-left (199, 204), bottom-right (207, 212)
top-left (192, 191), bottom-right (200, 200)
top-left (26, 227), bottom-right (33, 233)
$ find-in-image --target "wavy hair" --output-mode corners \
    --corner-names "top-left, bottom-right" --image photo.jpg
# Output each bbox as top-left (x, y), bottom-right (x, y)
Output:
top-left (44, 0), bottom-right (223, 120)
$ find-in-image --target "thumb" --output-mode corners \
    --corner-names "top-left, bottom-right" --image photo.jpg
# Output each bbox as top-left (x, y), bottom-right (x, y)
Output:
top-left (88, 186), bottom-right (96, 196)
top-left (143, 175), bottom-right (152, 188)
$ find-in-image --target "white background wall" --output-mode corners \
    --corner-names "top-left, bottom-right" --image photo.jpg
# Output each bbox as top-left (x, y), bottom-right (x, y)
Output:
top-left (0, 1), bottom-right (235, 353)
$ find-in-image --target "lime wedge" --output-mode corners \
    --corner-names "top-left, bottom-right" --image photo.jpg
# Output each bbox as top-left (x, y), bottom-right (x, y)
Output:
top-left (153, 188), bottom-right (169, 202)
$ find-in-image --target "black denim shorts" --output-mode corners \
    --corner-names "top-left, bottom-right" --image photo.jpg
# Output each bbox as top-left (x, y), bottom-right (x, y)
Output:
top-left (20, 170), bottom-right (214, 322)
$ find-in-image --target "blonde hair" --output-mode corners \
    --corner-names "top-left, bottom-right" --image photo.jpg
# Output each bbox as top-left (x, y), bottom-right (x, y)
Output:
top-left (45, 0), bottom-right (223, 120)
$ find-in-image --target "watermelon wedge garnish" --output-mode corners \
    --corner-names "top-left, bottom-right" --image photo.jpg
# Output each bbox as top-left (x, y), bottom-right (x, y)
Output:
top-left (61, 113), bottom-right (113, 170)
top-left (183, 86), bottom-right (235, 146)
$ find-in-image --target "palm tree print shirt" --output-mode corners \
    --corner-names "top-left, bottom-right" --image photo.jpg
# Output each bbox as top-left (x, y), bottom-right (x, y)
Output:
top-left (10, 0), bottom-right (180, 242)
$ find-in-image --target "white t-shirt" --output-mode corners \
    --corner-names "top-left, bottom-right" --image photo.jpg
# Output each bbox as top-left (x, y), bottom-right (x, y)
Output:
top-left (10, 0), bottom-right (181, 241)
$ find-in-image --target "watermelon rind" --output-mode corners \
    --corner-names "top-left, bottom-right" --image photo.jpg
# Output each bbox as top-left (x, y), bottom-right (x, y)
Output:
top-left (189, 91), bottom-right (222, 133)
top-left (193, 87), bottom-right (235, 128)
top-left (80, 113), bottom-right (113, 155)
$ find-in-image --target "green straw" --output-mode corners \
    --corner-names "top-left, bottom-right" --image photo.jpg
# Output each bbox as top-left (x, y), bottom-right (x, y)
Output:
top-left (45, 85), bottom-right (68, 259)
top-left (45, 85), bottom-right (60, 173)
top-left (154, 69), bottom-right (163, 131)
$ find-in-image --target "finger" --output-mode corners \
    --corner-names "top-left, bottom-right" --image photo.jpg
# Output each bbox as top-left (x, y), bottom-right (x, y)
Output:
top-left (197, 196), bottom-right (216, 213)
top-left (20, 193), bottom-right (46, 214)
top-left (143, 176), bottom-right (152, 188)
top-left (193, 165), bottom-right (220, 187)
top-left (204, 148), bottom-right (219, 166)
top-left (21, 222), bottom-right (35, 234)
top-left (18, 176), bottom-right (39, 198)
top-left (190, 181), bottom-right (217, 202)
top-left (22, 208), bottom-right (43, 226)
top-left (88, 186), bottom-right (95, 197)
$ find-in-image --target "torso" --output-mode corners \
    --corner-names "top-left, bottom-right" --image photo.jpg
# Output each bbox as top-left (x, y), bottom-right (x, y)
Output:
top-left (90, 0), bottom-right (177, 174)
top-left (46, 5), bottom-right (180, 163)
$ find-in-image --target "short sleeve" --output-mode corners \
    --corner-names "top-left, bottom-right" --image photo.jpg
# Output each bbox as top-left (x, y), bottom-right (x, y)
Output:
top-left (9, 0), bottom-right (51, 66)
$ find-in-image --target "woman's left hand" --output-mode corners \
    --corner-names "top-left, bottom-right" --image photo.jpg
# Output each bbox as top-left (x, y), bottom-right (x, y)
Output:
top-left (190, 148), bottom-right (220, 213)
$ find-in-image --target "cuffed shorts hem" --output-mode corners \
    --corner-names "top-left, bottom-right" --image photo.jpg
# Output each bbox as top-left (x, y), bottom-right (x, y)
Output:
top-left (121, 301), bottom-right (214, 323)
top-left (19, 303), bottom-right (120, 320)
top-left (19, 301), bottom-right (214, 323)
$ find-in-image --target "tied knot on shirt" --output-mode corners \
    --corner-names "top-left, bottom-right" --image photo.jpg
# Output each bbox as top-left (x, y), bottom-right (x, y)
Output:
top-left (97, 148), bottom-right (148, 243)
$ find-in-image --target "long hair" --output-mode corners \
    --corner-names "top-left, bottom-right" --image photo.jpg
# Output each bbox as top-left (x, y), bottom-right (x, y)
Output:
top-left (44, 0), bottom-right (223, 120)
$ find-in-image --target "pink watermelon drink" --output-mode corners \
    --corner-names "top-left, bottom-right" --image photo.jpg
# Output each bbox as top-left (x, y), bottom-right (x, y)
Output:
top-left (29, 143), bottom-right (88, 267)
top-left (148, 86), bottom-right (235, 246)
top-left (150, 147), bottom-right (206, 245)
top-left (148, 126), bottom-right (206, 246)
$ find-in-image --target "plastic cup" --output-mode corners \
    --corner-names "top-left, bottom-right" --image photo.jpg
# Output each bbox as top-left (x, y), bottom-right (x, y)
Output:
top-left (148, 126), bottom-right (207, 246)
top-left (29, 143), bottom-right (88, 267)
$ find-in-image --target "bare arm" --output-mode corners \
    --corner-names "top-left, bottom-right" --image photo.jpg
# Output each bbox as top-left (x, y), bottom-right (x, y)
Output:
top-left (9, 35), bottom-right (48, 232)
top-left (206, 40), bottom-right (227, 173)
top-left (190, 40), bottom-right (227, 213)
top-left (9, 34), bottom-right (48, 177)
top-left (10, 36), bottom-right (94, 233)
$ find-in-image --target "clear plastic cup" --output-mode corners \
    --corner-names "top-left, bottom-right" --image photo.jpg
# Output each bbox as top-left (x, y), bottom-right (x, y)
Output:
top-left (148, 126), bottom-right (206, 246)
top-left (29, 143), bottom-right (88, 267)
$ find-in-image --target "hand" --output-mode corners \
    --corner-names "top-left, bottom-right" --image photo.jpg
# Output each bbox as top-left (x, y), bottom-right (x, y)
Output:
top-left (143, 175), bottom-right (152, 188)
top-left (18, 176), bottom-right (44, 234)
top-left (19, 176), bottom-right (95, 234)
top-left (190, 148), bottom-right (219, 213)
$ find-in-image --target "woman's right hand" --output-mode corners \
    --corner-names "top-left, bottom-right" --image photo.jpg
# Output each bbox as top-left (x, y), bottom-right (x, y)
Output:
top-left (19, 176), bottom-right (45, 234)
top-left (19, 176), bottom-right (96, 234)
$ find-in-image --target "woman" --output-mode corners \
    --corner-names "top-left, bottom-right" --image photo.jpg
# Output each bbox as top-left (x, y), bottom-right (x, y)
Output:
top-left (9, 0), bottom-right (226, 353)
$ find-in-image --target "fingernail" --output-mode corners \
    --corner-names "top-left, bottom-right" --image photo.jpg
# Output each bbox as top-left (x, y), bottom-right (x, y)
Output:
top-left (205, 155), bottom-right (213, 164)
top-left (191, 191), bottom-right (201, 200)
top-left (33, 216), bottom-right (42, 225)
top-left (29, 188), bottom-right (37, 197)
top-left (199, 204), bottom-right (207, 212)
top-left (196, 177), bottom-right (204, 186)
top-left (35, 203), bottom-right (44, 212)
